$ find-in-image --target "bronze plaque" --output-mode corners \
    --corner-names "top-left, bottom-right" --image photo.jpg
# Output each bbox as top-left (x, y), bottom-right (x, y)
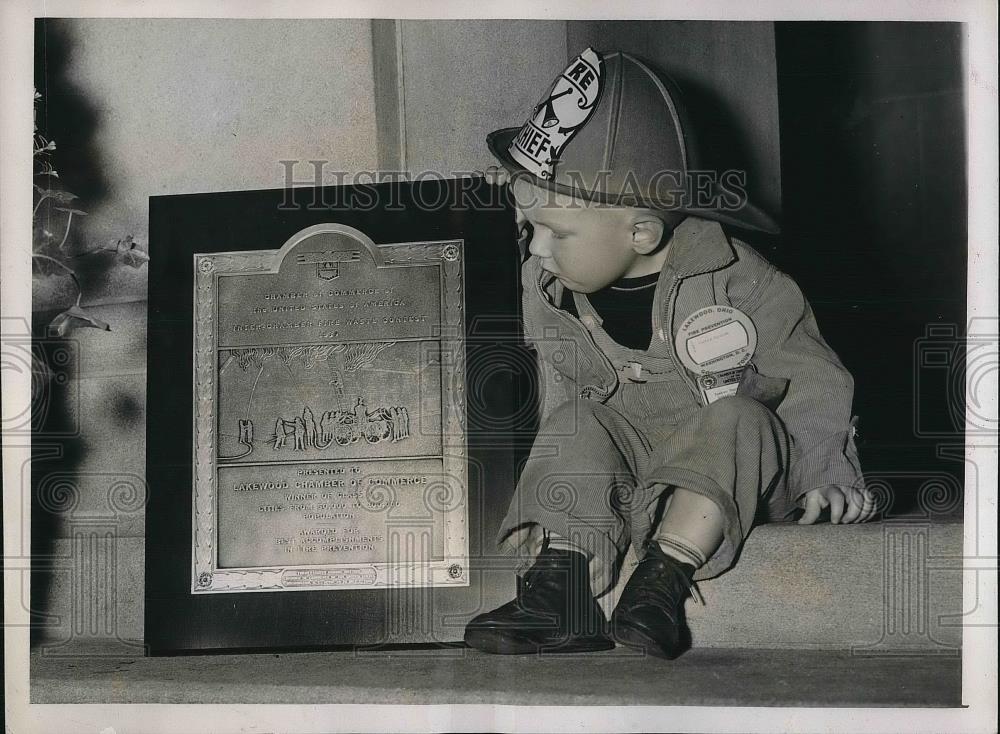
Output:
top-left (191, 224), bottom-right (468, 593)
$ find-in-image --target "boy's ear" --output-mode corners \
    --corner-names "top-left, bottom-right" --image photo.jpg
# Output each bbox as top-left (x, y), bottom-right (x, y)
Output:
top-left (629, 216), bottom-right (666, 255)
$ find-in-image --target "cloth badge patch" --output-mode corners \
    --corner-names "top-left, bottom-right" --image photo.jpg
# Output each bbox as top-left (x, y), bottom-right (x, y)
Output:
top-left (675, 306), bottom-right (758, 404)
top-left (508, 47), bottom-right (603, 180)
top-left (697, 367), bottom-right (744, 404)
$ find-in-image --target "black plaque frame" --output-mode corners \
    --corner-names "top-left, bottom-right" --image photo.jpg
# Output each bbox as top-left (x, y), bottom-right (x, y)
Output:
top-left (145, 179), bottom-right (532, 654)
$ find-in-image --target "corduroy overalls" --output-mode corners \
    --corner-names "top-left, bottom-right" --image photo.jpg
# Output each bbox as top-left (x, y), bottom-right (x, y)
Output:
top-left (498, 217), bottom-right (863, 595)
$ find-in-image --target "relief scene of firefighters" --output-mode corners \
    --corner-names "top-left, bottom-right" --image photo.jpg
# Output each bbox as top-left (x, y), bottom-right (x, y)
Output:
top-left (272, 398), bottom-right (410, 451)
top-left (220, 342), bottom-right (412, 460)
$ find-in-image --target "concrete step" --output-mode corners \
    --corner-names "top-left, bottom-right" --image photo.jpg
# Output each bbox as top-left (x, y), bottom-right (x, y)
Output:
top-left (30, 520), bottom-right (962, 654)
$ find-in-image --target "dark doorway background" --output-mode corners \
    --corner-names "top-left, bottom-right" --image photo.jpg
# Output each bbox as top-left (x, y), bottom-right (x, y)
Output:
top-left (774, 22), bottom-right (967, 515)
top-left (567, 20), bottom-right (967, 515)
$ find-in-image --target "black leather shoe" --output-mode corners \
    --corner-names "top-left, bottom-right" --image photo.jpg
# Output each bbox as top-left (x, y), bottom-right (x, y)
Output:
top-left (611, 541), bottom-right (698, 659)
top-left (464, 547), bottom-right (614, 654)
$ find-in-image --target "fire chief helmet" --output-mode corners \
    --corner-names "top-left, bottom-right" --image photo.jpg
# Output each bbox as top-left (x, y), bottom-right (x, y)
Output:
top-left (487, 48), bottom-right (778, 234)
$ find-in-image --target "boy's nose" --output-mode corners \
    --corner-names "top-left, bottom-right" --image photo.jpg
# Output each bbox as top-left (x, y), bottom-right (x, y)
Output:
top-left (527, 228), bottom-right (551, 259)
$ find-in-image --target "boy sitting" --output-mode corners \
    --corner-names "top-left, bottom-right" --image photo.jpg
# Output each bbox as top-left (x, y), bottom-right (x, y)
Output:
top-left (464, 48), bottom-right (874, 658)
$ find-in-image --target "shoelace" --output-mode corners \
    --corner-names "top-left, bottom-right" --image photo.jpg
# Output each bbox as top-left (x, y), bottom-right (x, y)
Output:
top-left (643, 541), bottom-right (706, 605)
top-left (521, 555), bottom-right (579, 601)
top-left (626, 555), bottom-right (705, 614)
top-left (689, 580), bottom-right (705, 606)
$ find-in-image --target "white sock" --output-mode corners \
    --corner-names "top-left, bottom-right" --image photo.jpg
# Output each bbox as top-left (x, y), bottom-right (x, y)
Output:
top-left (653, 531), bottom-right (708, 569)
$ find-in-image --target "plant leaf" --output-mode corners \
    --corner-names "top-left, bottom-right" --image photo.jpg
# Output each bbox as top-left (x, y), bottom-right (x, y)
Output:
top-left (49, 305), bottom-right (111, 337)
top-left (40, 189), bottom-right (79, 204)
top-left (112, 235), bottom-right (149, 268)
top-left (122, 247), bottom-right (149, 268)
top-left (53, 206), bottom-right (87, 216)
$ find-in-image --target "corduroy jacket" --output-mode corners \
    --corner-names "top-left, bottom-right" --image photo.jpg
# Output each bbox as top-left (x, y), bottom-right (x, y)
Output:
top-left (520, 217), bottom-right (864, 514)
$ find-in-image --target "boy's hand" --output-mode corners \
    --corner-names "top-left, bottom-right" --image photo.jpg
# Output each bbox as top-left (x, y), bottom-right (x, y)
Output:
top-left (482, 165), bottom-right (510, 187)
top-left (798, 485), bottom-right (876, 525)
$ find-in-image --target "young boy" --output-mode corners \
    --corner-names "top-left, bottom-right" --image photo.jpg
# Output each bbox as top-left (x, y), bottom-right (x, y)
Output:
top-left (463, 48), bottom-right (874, 658)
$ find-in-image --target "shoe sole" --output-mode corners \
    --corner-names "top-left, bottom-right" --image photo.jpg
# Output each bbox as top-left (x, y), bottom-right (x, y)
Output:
top-left (612, 622), bottom-right (681, 660)
top-left (464, 628), bottom-right (615, 655)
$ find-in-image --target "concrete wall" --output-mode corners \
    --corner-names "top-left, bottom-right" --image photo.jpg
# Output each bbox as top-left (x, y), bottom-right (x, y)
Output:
top-left (394, 20), bottom-right (568, 175)
top-left (35, 18), bottom-right (378, 306)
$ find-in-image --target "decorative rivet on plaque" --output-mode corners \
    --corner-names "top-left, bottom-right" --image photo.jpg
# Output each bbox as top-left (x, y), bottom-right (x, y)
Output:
top-left (443, 245), bottom-right (459, 262)
top-left (448, 563), bottom-right (463, 579)
top-left (198, 258), bottom-right (215, 273)
top-left (197, 571), bottom-right (213, 588)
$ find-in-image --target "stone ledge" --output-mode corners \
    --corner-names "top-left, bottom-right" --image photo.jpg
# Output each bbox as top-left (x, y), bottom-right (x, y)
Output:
top-left (30, 521), bottom-right (963, 653)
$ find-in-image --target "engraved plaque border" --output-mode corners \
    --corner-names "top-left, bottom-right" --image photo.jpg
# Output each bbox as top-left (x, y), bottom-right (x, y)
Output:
top-left (191, 223), bottom-right (468, 593)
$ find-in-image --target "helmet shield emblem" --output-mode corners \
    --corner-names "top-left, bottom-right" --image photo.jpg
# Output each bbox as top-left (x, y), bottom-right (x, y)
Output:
top-left (508, 47), bottom-right (604, 180)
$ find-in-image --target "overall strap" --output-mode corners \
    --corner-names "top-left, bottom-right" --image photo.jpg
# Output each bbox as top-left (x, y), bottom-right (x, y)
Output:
top-left (571, 291), bottom-right (685, 384)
